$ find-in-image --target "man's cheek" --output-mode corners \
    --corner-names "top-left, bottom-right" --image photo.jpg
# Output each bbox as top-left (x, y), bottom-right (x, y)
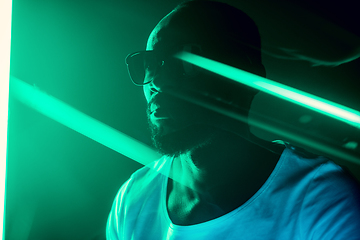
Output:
top-left (143, 85), bottom-right (151, 102)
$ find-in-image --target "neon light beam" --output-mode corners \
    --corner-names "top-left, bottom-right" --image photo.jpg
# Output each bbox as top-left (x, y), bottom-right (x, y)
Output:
top-left (0, 0), bottom-right (12, 238)
top-left (174, 51), bottom-right (360, 129)
top-left (9, 75), bottom-right (359, 192)
top-left (10, 76), bottom-right (161, 167)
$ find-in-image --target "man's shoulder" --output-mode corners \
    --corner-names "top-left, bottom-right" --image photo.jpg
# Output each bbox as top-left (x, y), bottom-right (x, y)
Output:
top-left (131, 155), bottom-right (171, 181)
top-left (311, 159), bottom-right (360, 196)
top-left (283, 146), bottom-right (360, 201)
top-left (291, 151), bottom-right (360, 238)
top-left (279, 146), bottom-right (330, 174)
top-left (278, 147), bottom-right (360, 191)
top-left (285, 146), bottom-right (358, 182)
top-left (110, 156), bottom-right (171, 210)
top-left (120, 156), bottom-right (171, 195)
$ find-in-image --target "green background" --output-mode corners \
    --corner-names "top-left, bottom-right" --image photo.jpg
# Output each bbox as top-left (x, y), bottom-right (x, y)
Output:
top-left (6, 0), bottom-right (360, 239)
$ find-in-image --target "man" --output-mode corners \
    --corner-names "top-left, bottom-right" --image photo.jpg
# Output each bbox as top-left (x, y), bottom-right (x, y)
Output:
top-left (107, 1), bottom-right (360, 239)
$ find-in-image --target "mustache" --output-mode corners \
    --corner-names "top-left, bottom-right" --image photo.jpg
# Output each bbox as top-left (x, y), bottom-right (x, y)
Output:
top-left (146, 87), bottom-right (249, 124)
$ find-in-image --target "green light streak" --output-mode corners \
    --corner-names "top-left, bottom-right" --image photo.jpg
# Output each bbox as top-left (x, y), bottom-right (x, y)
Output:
top-left (10, 76), bottom-right (161, 166)
top-left (174, 51), bottom-right (360, 129)
top-left (165, 87), bottom-right (360, 165)
top-left (1, 0), bottom-right (12, 238)
top-left (10, 77), bottom-right (190, 189)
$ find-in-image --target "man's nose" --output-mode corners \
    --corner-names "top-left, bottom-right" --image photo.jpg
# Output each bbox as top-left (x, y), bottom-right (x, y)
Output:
top-left (149, 78), bottom-right (162, 93)
top-left (143, 71), bottom-right (167, 102)
top-left (143, 66), bottom-right (176, 101)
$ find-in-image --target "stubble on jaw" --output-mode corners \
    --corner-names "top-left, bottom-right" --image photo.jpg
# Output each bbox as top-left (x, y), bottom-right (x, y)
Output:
top-left (147, 111), bottom-right (216, 158)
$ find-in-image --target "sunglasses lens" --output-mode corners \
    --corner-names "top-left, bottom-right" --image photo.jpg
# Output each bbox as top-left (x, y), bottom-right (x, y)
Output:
top-left (125, 45), bottom-right (202, 86)
top-left (126, 52), bottom-right (160, 86)
top-left (126, 52), bottom-right (145, 85)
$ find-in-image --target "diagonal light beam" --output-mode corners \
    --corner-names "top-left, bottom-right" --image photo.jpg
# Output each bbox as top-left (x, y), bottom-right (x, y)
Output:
top-left (164, 86), bottom-right (360, 165)
top-left (10, 76), bottom-right (162, 166)
top-left (174, 51), bottom-right (360, 130)
top-left (10, 67), bottom-right (360, 177)
top-left (1, 0), bottom-right (12, 238)
top-left (9, 73), bottom-right (360, 191)
top-left (10, 76), bottom-right (196, 188)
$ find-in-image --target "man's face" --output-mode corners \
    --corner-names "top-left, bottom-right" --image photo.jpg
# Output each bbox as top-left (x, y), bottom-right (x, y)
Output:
top-left (143, 12), bottom-right (254, 156)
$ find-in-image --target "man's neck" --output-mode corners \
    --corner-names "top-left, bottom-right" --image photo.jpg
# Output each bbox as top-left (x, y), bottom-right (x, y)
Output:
top-left (168, 131), bottom-right (280, 212)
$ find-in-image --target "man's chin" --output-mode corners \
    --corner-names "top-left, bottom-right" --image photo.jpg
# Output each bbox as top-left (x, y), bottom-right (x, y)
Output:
top-left (150, 124), bottom-right (215, 157)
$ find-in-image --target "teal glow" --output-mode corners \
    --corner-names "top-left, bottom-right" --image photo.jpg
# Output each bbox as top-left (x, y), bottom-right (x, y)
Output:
top-left (1, 0), bottom-right (12, 238)
top-left (166, 87), bottom-right (360, 165)
top-left (10, 76), bottom-right (161, 166)
top-left (174, 51), bottom-right (360, 129)
top-left (248, 113), bottom-right (360, 164)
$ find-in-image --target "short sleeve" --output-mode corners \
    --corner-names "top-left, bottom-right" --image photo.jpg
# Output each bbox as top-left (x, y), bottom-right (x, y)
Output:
top-left (299, 162), bottom-right (360, 239)
top-left (106, 179), bottom-right (132, 240)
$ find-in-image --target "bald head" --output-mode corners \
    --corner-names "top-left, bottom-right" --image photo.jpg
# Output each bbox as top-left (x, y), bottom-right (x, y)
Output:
top-left (142, 1), bottom-right (267, 156)
top-left (147, 0), bottom-right (265, 77)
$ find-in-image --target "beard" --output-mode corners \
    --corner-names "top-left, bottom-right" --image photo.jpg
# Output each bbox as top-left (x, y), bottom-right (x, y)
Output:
top-left (145, 89), bottom-right (249, 158)
top-left (147, 116), bottom-right (216, 158)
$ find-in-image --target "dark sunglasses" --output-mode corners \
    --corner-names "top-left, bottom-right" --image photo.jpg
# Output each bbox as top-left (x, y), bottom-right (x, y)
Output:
top-left (125, 44), bottom-right (202, 86)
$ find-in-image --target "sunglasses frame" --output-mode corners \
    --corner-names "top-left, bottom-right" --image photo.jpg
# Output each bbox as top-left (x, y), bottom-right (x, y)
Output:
top-left (125, 44), bottom-right (203, 86)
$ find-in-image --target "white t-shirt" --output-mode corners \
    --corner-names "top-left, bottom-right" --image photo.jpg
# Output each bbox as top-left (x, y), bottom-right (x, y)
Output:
top-left (106, 148), bottom-right (360, 239)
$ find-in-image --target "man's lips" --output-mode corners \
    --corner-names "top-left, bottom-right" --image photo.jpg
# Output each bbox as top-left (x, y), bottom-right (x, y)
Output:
top-left (150, 106), bottom-right (172, 119)
top-left (148, 93), bottom-right (174, 118)
top-left (150, 103), bottom-right (158, 115)
top-left (148, 102), bottom-right (169, 119)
